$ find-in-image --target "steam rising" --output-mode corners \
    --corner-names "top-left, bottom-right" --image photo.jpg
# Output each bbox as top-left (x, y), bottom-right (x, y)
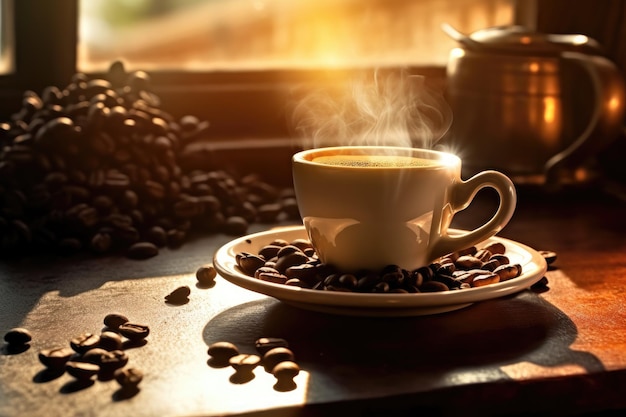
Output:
top-left (291, 70), bottom-right (452, 150)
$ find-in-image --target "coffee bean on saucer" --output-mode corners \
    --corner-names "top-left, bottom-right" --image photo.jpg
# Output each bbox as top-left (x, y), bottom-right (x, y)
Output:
top-left (4, 328), bottom-right (32, 346)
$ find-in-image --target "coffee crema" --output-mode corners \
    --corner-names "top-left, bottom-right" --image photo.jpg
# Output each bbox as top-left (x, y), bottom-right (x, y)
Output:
top-left (312, 154), bottom-right (439, 168)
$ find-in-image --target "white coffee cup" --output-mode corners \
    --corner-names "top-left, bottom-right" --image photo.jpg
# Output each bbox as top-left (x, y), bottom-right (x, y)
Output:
top-left (292, 146), bottom-right (517, 272)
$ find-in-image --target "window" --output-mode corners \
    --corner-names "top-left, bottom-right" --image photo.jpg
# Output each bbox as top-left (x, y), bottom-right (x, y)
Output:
top-left (2, 0), bottom-right (524, 141)
top-left (0, 0), bottom-right (13, 75)
top-left (78, 0), bottom-right (514, 72)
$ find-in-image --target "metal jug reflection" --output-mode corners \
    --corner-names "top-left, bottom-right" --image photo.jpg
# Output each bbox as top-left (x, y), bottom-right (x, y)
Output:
top-left (441, 24), bottom-right (626, 185)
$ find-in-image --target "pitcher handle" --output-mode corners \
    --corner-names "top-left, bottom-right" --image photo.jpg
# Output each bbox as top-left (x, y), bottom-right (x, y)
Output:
top-left (544, 51), bottom-right (626, 185)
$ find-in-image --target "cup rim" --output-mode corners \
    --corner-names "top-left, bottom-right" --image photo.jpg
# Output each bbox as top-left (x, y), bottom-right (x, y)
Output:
top-left (293, 145), bottom-right (461, 169)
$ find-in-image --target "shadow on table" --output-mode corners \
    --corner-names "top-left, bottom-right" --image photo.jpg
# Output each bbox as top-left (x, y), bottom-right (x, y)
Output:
top-left (203, 289), bottom-right (604, 379)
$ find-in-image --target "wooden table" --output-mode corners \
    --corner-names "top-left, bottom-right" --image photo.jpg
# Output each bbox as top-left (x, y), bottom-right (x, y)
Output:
top-left (1, 184), bottom-right (626, 417)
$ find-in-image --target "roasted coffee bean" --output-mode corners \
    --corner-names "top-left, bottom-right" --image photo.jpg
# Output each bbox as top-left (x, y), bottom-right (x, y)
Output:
top-left (229, 354), bottom-right (261, 373)
top-left (236, 252), bottom-right (266, 276)
top-left (165, 285), bottom-right (191, 304)
top-left (70, 332), bottom-right (101, 353)
top-left (454, 255), bottom-right (483, 270)
top-left (126, 242), bottom-right (159, 259)
top-left (263, 347), bottom-right (295, 372)
top-left (196, 264), bottom-right (217, 285)
top-left (338, 273), bottom-right (358, 289)
top-left (482, 241), bottom-right (506, 255)
top-left (531, 276), bottom-right (549, 290)
top-left (255, 337), bottom-right (289, 355)
top-left (258, 244), bottom-right (282, 260)
top-left (118, 323), bottom-right (150, 341)
top-left (224, 216), bottom-right (248, 236)
top-left (419, 280), bottom-right (449, 292)
top-left (208, 341), bottom-right (239, 365)
top-left (82, 348), bottom-right (129, 373)
top-left (481, 259), bottom-right (500, 272)
top-left (114, 367), bottom-right (143, 389)
top-left (103, 313), bottom-right (129, 330)
top-left (540, 250), bottom-right (558, 265)
top-left (254, 266), bottom-right (280, 278)
top-left (99, 331), bottom-right (123, 351)
top-left (284, 263), bottom-right (318, 284)
top-left (471, 273), bottom-right (500, 287)
top-left (4, 328), bottom-right (32, 346)
top-left (490, 254), bottom-right (510, 266)
top-left (258, 271), bottom-right (288, 284)
top-left (65, 361), bottom-right (99, 380)
top-left (272, 361), bottom-right (300, 380)
top-left (494, 264), bottom-right (521, 281)
top-left (39, 347), bottom-right (75, 369)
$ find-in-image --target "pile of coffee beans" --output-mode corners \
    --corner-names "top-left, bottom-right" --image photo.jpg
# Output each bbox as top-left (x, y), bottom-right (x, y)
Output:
top-left (0, 61), bottom-right (299, 259)
top-left (235, 238), bottom-right (524, 293)
top-left (13, 313), bottom-right (149, 395)
top-left (207, 337), bottom-right (300, 390)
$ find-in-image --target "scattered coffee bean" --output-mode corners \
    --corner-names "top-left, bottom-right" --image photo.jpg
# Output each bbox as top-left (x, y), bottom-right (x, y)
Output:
top-left (229, 354), bottom-right (261, 374)
top-left (103, 313), bottom-right (129, 330)
top-left (263, 347), bottom-right (295, 372)
top-left (98, 331), bottom-right (123, 351)
top-left (207, 341), bottom-right (239, 365)
top-left (65, 361), bottom-right (100, 380)
top-left (126, 242), bottom-right (159, 259)
top-left (272, 360), bottom-right (300, 381)
top-left (165, 285), bottom-right (191, 304)
top-left (99, 350), bottom-right (130, 373)
top-left (4, 328), bottom-right (32, 346)
top-left (70, 332), bottom-right (101, 353)
top-left (118, 323), bottom-right (150, 342)
top-left (255, 337), bottom-right (289, 356)
top-left (540, 250), bottom-right (558, 265)
top-left (114, 367), bottom-right (144, 389)
top-left (196, 264), bottom-right (217, 285)
top-left (531, 276), bottom-right (550, 290)
top-left (39, 347), bottom-right (75, 369)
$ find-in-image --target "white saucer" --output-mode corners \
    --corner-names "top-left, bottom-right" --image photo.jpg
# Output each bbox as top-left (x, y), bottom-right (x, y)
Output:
top-left (213, 226), bottom-right (548, 317)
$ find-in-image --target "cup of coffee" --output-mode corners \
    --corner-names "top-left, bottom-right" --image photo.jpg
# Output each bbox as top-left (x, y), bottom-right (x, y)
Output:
top-left (292, 146), bottom-right (517, 272)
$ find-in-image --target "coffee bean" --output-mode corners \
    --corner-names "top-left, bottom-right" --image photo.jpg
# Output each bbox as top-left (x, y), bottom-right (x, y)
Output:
top-left (4, 328), bottom-right (32, 346)
top-left (196, 265), bottom-right (217, 286)
top-left (114, 367), bottom-right (143, 389)
top-left (126, 242), bottom-right (159, 259)
top-left (65, 361), bottom-right (100, 380)
top-left (263, 347), bottom-right (295, 372)
top-left (207, 341), bottom-right (239, 365)
top-left (118, 323), bottom-right (150, 341)
top-left (103, 313), bottom-right (129, 330)
top-left (165, 286), bottom-right (191, 304)
top-left (99, 331), bottom-right (123, 351)
top-left (539, 250), bottom-right (558, 265)
top-left (70, 333), bottom-right (101, 353)
top-left (229, 354), bottom-right (261, 373)
top-left (272, 360), bottom-right (300, 380)
top-left (39, 347), bottom-right (75, 369)
top-left (255, 337), bottom-right (289, 355)
top-left (99, 350), bottom-right (129, 373)
top-left (236, 252), bottom-right (266, 276)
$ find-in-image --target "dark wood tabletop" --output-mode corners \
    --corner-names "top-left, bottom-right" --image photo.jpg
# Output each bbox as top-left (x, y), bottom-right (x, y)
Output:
top-left (1, 183), bottom-right (626, 417)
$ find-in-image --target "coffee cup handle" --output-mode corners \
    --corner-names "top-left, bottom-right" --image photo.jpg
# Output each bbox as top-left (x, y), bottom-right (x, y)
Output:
top-left (428, 170), bottom-right (517, 261)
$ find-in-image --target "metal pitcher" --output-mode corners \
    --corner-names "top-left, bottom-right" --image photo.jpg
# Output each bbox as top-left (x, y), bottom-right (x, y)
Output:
top-left (441, 24), bottom-right (626, 184)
